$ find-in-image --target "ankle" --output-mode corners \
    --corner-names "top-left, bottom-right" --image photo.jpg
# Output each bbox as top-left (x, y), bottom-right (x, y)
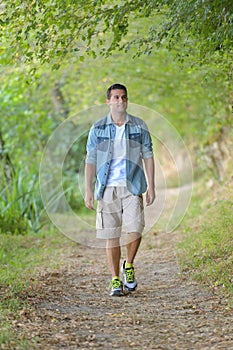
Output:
top-left (125, 261), bottom-right (133, 269)
top-left (112, 276), bottom-right (120, 281)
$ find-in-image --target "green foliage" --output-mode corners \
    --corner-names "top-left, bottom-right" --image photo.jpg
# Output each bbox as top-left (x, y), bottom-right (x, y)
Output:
top-left (1, 0), bottom-right (232, 79)
top-left (151, 0), bottom-right (233, 67)
top-left (178, 198), bottom-right (233, 294)
top-left (0, 68), bottom-right (55, 169)
top-left (62, 174), bottom-right (85, 212)
top-left (0, 327), bottom-right (31, 350)
top-left (0, 212), bottom-right (28, 235)
top-left (0, 166), bottom-right (45, 234)
top-left (0, 230), bottom-right (58, 289)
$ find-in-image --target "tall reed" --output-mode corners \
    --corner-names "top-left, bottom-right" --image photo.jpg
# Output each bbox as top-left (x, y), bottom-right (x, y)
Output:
top-left (0, 166), bottom-right (45, 234)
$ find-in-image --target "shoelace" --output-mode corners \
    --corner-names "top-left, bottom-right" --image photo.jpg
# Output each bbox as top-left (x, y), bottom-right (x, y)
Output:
top-left (125, 267), bottom-right (134, 283)
top-left (112, 279), bottom-right (121, 289)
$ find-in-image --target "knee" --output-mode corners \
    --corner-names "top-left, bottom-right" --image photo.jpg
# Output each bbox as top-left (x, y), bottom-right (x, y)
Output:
top-left (129, 232), bottom-right (142, 241)
top-left (106, 237), bottom-right (120, 249)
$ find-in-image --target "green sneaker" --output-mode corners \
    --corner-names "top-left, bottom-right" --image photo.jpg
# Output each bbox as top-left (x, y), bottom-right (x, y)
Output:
top-left (121, 261), bottom-right (137, 291)
top-left (109, 278), bottom-right (124, 297)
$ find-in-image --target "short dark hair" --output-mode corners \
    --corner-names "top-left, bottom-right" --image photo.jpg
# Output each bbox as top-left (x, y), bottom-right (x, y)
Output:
top-left (106, 83), bottom-right (127, 100)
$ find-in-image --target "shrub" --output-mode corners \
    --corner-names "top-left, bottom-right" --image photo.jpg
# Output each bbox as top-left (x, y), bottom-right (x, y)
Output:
top-left (0, 211), bottom-right (29, 235)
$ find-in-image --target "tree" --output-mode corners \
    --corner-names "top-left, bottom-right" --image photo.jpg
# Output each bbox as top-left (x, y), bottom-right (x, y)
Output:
top-left (1, 0), bottom-right (232, 77)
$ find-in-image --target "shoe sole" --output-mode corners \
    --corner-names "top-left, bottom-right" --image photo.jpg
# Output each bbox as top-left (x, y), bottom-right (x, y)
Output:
top-left (123, 284), bottom-right (137, 292)
top-left (110, 291), bottom-right (125, 297)
top-left (110, 292), bottom-right (124, 297)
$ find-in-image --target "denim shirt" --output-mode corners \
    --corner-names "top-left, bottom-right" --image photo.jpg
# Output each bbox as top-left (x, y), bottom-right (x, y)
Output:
top-left (86, 113), bottom-right (153, 199)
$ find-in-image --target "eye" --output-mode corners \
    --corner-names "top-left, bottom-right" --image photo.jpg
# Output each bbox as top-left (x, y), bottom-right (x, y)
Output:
top-left (112, 95), bottom-right (127, 101)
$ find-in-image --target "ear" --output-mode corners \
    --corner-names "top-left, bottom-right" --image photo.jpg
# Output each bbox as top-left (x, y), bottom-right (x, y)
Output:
top-left (106, 99), bottom-right (110, 105)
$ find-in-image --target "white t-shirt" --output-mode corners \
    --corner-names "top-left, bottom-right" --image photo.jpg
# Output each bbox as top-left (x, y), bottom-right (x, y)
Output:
top-left (106, 124), bottom-right (126, 186)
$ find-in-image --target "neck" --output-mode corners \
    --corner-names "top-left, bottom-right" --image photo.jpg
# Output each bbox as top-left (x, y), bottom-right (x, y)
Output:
top-left (111, 112), bottom-right (126, 126)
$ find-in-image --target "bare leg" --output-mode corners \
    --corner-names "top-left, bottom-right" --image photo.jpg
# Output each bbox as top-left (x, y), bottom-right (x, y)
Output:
top-left (126, 232), bottom-right (141, 263)
top-left (106, 237), bottom-right (121, 277)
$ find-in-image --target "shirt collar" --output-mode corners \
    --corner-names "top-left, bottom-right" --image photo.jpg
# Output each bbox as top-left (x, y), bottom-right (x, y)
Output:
top-left (107, 113), bottom-right (131, 124)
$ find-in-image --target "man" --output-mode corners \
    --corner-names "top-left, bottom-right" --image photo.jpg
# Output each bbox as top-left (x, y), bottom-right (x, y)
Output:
top-left (85, 83), bottom-right (155, 296)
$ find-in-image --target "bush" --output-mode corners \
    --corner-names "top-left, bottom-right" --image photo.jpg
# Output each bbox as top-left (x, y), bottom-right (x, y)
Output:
top-left (178, 199), bottom-right (233, 294)
top-left (0, 211), bottom-right (29, 235)
top-left (0, 168), bottom-right (46, 233)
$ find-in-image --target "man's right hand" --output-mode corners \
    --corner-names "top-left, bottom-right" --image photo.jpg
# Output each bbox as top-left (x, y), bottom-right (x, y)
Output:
top-left (85, 191), bottom-right (95, 210)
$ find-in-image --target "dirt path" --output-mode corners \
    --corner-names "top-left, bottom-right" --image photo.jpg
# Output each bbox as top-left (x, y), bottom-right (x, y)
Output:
top-left (11, 231), bottom-right (232, 349)
top-left (9, 188), bottom-right (233, 349)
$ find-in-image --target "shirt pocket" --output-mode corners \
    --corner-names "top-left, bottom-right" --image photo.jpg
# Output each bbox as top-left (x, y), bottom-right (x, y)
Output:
top-left (97, 136), bottom-right (110, 152)
top-left (129, 133), bottom-right (141, 148)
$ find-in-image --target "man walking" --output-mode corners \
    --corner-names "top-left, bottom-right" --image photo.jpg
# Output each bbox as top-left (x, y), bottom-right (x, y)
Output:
top-left (85, 83), bottom-right (155, 296)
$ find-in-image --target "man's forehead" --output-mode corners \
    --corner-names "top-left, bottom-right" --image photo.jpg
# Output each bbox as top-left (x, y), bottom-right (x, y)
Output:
top-left (110, 89), bottom-right (127, 96)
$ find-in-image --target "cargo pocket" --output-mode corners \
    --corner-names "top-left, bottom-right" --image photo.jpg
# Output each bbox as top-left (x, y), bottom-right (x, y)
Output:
top-left (138, 195), bottom-right (145, 227)
top-left (96, 202), bottom-right (103, 229)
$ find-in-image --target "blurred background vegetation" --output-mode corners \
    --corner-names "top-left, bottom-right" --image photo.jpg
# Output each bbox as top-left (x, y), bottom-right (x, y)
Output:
top-left (0, 1), bottom-right (232, 300)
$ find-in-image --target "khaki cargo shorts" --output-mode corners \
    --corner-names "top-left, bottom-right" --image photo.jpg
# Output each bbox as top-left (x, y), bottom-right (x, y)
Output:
top-left (96, 186), bottom-right (145, 239)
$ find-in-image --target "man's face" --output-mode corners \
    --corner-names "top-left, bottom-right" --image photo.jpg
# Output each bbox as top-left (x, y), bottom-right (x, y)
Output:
top-left (106, 89), bottom-right (128, 114)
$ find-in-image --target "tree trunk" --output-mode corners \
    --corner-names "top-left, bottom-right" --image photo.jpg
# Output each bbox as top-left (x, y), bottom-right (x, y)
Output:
top-left (51, 82), bottom-right (69, 120)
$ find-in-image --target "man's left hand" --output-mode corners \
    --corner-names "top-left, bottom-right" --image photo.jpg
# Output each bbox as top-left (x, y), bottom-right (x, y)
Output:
top-left (146, 187), bottom-right (156, 206)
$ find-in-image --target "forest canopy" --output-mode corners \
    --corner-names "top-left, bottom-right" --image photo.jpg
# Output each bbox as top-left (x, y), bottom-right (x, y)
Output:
top-left (1, 0), bottom-right (232, 76)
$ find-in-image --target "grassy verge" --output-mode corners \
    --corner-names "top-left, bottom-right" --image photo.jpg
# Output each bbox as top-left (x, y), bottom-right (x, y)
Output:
top-left (177, 174), bottom-right (233, 298)
top-left (0, 227), bottom-right (78, 348)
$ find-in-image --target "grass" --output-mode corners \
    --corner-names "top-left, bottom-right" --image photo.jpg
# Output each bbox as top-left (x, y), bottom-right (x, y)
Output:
top-left (0, 167), bottom-right (46, 234)
top-left (177, 170), bottom-right (233, 297)
top-left (0, 227), bottom-right (78, 348)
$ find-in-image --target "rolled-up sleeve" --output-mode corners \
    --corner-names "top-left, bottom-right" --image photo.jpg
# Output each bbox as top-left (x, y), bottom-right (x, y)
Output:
top-left (141, 123), bottom-right (153, 159)
top-left (86, 126), bottom-right (97, 165)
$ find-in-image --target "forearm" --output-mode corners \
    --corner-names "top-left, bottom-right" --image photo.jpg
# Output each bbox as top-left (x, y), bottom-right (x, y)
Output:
top-left (85, 163), bottom-right (96, 192)
top-left (84, 163), bottom-right (96, 210)
top-left (143, 157), bottom-right (155, 206)
top-left (143, 157), bottom-right (155, 189)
